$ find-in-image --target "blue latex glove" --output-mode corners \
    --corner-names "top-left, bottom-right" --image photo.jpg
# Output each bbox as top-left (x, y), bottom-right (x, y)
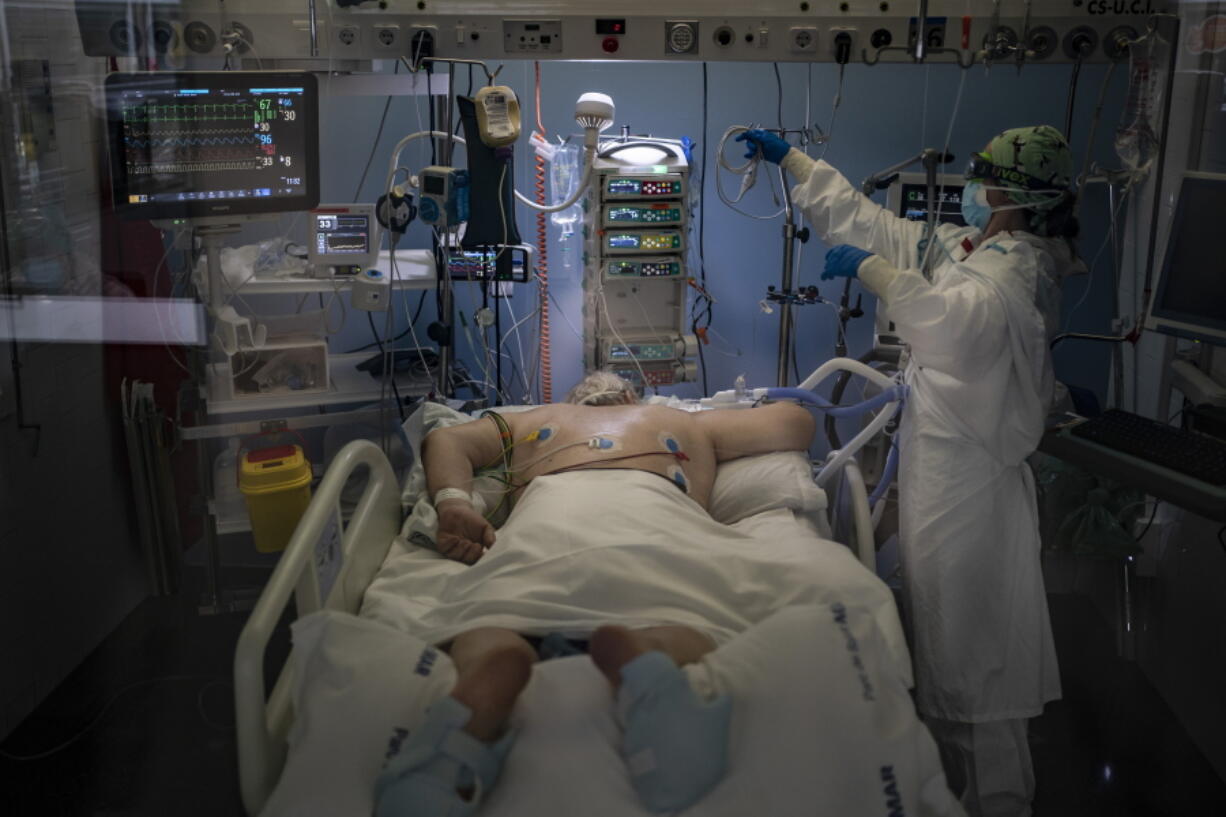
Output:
top-left (734, 129), bottom-right (790, 164)
top-left (821, 245), bottom-right (874, 280)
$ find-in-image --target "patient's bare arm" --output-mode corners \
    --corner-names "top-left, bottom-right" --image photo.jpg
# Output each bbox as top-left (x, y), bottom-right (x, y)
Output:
top-left (423, 419), bottom-right (506, 564)
top-left (694, 401), bottom-right (815, 463)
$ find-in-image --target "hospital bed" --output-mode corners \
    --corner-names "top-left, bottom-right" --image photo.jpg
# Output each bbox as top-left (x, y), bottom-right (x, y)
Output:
top-left (232, 360), bottom-right (959, 817)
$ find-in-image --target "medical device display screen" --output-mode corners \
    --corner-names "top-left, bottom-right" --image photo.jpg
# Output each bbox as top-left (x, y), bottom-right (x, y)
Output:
top-left (1150, 175), bottom-right (1226, 340)
top-left (608, 234), bottom-right (642, 249)
top-left (899, 183), bottom-right (966, 226)
top-left (315, 214), bottom-right (370, 255)
top-left (606, 259), bottom-right (683, 278)
top-left (106, 71), bottom-right (319, 220)
top-left (604, 176), bottom-right (684, 198)
top-left (608, 342), bottom-right (678, 360)
top-left (606, 232), bottom-right (682, 252)
top-left (447, 247), bottom-right (529, 282)
top-left (423, 174), bottom-right (447, 195)
top-left (605, 205), bottom-right (683, 224)
top-left (611, 365), bottom-right (676, 387)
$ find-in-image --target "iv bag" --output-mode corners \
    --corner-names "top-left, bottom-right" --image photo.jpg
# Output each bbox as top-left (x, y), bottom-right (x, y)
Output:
top-left (1114, 28), bottom-right (1169, 178)
top-left (550, 141), bottom-right (582, 234)
top-left (550, 141), bottom-right (583, 272)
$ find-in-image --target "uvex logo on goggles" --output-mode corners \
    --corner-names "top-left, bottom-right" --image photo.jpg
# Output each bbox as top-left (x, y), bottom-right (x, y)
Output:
top-left (965, 154), bottom-right (1051, 191)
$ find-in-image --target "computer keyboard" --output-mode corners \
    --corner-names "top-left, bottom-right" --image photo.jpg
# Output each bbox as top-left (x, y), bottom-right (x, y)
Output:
top-left (1070, 409), bottom-right (1226, 486)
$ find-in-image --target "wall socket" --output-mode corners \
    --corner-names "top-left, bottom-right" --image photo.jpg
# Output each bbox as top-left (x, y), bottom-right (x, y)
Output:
top-left (790, 26), bottom-right (819, 53)
top-left (373, 25), bottom-right (399, 49)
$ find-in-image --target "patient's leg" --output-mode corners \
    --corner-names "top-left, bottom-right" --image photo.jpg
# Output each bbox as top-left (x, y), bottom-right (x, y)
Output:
top-left (589, 624), bottom-right (716, 686)
top-left (445, 627), bottom-right (536, 741)
top-left (375, 629), bottom-right (531, 813)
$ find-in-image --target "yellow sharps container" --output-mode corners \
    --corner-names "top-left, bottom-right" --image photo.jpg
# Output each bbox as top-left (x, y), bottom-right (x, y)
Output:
top-left (238, 444), bottom-right (313, 553)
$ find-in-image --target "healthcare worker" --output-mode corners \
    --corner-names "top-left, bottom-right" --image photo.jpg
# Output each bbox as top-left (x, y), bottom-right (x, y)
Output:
top-left (738, 125), bottom-right (1083, 817)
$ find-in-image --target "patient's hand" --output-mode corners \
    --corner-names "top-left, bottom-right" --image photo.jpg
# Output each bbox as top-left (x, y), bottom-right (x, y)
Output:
top-left (436, 500), bottom-right (496, 565)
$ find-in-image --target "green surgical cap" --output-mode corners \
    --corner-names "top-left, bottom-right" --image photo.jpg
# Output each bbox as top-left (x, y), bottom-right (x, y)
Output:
top-left (985, 125), bottom-right (1074, 234)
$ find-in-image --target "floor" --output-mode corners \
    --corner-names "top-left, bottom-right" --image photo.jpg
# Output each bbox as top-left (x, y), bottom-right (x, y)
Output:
top-left (0, 567), bottom-right (289, 817)
top-left (2, 571), bottom-right (1223, 816)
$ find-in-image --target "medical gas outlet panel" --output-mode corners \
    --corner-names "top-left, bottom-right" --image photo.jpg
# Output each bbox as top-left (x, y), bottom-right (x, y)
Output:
top-left (77, 0), bottom-right (1155, 65)
top-left (583, 139), bottom-right (694, 389)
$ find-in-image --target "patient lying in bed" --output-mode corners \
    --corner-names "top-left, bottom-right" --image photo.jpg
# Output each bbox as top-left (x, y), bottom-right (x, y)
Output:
top-left (375, 372), bottom-right (816, 817)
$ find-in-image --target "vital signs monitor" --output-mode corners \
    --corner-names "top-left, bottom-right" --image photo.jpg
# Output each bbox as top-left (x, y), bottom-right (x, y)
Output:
top-left (105, 71), bottom-right (319, 220)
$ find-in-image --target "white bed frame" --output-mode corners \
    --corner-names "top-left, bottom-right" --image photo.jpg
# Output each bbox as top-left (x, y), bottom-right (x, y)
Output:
top-left (233, 360), bottom-right (899, 816)
top-left (233, 440), bottom-right (402, 816)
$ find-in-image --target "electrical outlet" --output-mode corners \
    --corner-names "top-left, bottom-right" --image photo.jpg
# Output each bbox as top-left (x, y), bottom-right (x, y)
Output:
top-left (374, 25), bottom-right (399, 49)
top-left (337, 25), bottom-right (359, 47)
top-left (790, 26), bottom-right (818, 53)
top-left (830, 27), bottom-right (856, 63)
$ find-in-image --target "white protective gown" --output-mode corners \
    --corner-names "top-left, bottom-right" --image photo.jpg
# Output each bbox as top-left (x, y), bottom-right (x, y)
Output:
top-left (783, 151), bottom-right (1073, 723)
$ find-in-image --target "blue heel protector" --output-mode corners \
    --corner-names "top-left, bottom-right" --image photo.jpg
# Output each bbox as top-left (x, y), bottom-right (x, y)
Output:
top-left (374, 696), bottom-right (516, 817)
top-left (616, 651), bottom-right (732, 814)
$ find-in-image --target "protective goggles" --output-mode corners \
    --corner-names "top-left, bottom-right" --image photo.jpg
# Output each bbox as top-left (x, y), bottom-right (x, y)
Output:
top-left (964, 152), bottom-right (1056, 191)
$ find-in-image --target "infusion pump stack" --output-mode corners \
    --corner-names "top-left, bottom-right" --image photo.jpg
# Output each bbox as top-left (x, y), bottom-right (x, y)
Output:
top-left (583, 138), bottom-right (698, 391)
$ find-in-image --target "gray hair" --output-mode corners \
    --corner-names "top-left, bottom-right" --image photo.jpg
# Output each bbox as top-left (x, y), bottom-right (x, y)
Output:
top-left (565, 370), bottom-right (638, 406)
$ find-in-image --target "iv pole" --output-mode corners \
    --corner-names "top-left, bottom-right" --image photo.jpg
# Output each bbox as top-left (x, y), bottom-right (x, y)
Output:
top-left (775, 166), bottom-right (798, 386)
top-left (861, 147), bottom-right (956, 280)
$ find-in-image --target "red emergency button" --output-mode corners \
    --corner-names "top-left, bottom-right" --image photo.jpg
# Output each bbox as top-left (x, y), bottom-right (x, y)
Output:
top-left (602, 36), bottom-right (619, 53)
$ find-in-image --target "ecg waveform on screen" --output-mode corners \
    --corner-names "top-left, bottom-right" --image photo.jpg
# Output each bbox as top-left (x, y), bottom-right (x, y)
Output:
top-left (121, 98), bottom-right (286, 176)
top-left (122, 102), bottom-right (253, 122)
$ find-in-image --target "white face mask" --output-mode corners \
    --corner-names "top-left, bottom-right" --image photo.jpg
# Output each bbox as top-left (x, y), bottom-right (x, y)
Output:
top-left (963, 182), bottom-right (1066, 230)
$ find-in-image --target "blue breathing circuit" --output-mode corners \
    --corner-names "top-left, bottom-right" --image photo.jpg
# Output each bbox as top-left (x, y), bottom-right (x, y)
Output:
top-left (765, 384), bottom-right (907, 510)
top-left (764, 385), bottom-right (907, 418)
top-left (868, 439), bottom-right (900, 507)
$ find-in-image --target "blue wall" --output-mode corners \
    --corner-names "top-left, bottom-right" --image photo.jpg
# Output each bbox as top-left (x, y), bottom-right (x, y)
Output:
top-left (319, 58), bottom-right (1127, 411)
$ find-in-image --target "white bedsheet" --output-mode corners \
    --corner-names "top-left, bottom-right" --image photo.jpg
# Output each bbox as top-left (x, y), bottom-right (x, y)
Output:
top-left (263, 605), bottom-right (962, 817)
top-left (360, 469), bottom-right (911, 685)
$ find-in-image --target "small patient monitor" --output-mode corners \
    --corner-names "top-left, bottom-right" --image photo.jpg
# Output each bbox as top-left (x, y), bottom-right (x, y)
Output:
top-left (885, 172), bottom-right (966, 227)
top-left (309, 203), bottom-right (378, 270)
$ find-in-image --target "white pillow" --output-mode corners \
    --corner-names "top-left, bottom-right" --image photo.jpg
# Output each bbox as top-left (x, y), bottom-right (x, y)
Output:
top-left (260, 611), bottom-right (456, 817)
top-left (709, 451), bottom-right (826, 524)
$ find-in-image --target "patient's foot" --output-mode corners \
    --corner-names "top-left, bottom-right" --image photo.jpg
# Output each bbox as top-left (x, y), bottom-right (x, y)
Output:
top-left (590, 626), bottom-right (732, 814)
top-left (447, 630), bottom-right (536, 742)
top-left (590, 624), bottom-right (716, 688)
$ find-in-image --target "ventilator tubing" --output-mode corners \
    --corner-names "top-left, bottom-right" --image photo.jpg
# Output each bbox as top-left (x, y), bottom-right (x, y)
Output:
top-left (763, 385), bottom-right (906, 419)
top-left (868, 438), bottom-right (900, 509)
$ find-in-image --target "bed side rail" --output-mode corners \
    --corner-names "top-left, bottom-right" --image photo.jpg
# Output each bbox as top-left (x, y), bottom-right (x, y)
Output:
top-left (798, 358), bottom-right (902, 491)
top-left (838, 459), bottom-right (877, 571)
top-left (784, 357), bottom-right (898, 571)
top-left (233, 439), bottom-right (402, 817)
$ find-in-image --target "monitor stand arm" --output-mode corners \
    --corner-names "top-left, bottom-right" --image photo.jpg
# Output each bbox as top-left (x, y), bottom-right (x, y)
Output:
top-left (196, 223), bottom-right (242, 314)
